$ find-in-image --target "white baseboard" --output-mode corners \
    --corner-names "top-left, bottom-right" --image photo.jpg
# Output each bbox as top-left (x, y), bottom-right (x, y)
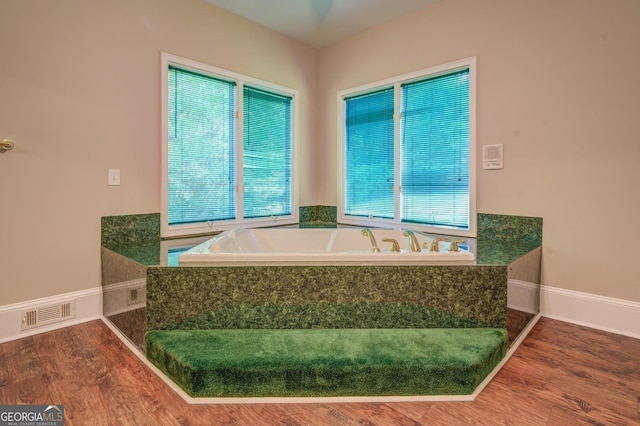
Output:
top-left (541, 285), bottom-right (640, 339)
top-left (508, 279), bottom-right (539, 314)
top-left (102, 278), bottom-right (146, 316)
top-left (1, 285), bottom-right (638, 343)
top-left (0, 287), bottom-right (102, 344)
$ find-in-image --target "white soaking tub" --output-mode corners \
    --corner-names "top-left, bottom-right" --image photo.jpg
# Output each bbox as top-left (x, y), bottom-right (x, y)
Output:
top-left (178, 228), bottom-right (475, 266)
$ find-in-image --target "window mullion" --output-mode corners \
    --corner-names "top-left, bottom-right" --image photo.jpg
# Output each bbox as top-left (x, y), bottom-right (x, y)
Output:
top-left (236, 82), bottom-right (244, 221)
top-left (394, 82), bottom-right (402, 224)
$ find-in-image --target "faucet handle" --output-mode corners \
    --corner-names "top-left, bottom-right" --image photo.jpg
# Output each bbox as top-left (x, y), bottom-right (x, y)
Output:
top-left (449, 239), bottom-right (465, 252)
top-left (382, 238), bottom-right (401, 252)
top-left (425, 238), bottom-right (447, 252)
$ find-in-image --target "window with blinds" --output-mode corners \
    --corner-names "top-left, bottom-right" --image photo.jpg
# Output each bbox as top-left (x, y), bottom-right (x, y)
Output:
top-left (167, 66), bottom-right (236, 226)
top-left (339, 58), bottom-right (475, 236)
top-left (401, 69), bottom-right (470, 229)
top-left (344, 87), bottom-right (395, 219)
top-left (162, 53), bottom-right (298, 237)
top-left (243, 86), bottom-right (292, 219)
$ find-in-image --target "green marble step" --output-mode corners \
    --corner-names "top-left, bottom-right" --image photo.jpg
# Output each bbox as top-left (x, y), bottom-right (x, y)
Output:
top-left (145, 328), bottom-right (507, 397)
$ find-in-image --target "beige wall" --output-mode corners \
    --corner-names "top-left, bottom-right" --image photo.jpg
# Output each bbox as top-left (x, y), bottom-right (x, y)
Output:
top-left (1, 0), bottom-right (638, 307)
top-left (0, 0), bottom-right (317, 305)
top-left (317, 0), bottom-right (640, 301)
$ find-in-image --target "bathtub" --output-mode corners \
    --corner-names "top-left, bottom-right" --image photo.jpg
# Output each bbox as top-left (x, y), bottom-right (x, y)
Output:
top-left (178, 227), bottom-right (475, 266)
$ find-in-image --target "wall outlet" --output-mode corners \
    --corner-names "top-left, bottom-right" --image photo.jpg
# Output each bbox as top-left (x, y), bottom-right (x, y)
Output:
top-left (126, 286), bottom-right (145, 305)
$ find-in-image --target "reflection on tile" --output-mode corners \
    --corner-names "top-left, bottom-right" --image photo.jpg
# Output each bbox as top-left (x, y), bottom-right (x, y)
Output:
top-left (105, 308), bottom-right (147, 352)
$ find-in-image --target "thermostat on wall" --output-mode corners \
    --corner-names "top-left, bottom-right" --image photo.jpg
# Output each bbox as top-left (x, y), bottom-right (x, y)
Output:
top-left (482, 144), bottom-right (504, 169)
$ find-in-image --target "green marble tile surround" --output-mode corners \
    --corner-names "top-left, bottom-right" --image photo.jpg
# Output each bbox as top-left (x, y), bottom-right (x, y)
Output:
top-left (101, 213), bottom-right (161, 265)
top-left (477, 213), bottom-right (542, 244)
top-left (161, 302), bottom-right (491, 330)
top-left (299, 205), bottom-right (337, 223)
top-left (100, 211), bottom-right (541, 248)
top-left (101, 213), bottom-right (160, 247)
top-left (100, 209), bottom-right (541, 346)
top-left (476, 213), bottom-right (543, 265)
top-left (100, 211), bottom-right (543, 267)
top-left (146, 264), bottom-right (507, 331)
top-left (299, 205), bottom-right (337, 227)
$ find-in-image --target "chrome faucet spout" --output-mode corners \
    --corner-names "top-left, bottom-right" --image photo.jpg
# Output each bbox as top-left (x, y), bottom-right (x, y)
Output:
top-left (361, 228), bottom-right (381, 253)
top-left (403, 230), bottom-right (421, 252)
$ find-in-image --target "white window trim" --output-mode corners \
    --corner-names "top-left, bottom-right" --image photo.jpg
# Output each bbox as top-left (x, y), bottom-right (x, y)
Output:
top-left (161, 52), bottom-right (299, 238)
top-left (336, 56), bottom-right (477, 237)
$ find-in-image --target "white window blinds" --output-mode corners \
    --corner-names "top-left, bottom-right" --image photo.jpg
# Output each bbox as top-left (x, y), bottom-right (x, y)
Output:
top-left (167, 66), bottom-right (236, 225)
top-left (344, 88), bottom-right (395, 219)
top-left (401, 69), bottom-right (470, 229)
top-left (243, 86), bottom-right (293, 218)
top-left (340, 61), bottom-right (473, 234)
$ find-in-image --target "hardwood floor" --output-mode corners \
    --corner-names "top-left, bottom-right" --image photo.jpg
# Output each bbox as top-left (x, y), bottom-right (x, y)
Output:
top-left (1, 318), bottom-right (638, 425)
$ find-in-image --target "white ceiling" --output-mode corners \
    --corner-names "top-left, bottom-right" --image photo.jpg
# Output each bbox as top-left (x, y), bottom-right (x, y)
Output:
top-left (204, 0), bottom-right (440, 48)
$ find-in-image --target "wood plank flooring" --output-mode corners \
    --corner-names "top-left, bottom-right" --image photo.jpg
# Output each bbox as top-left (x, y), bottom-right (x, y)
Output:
top-left (1, 318), bottom-right (638, 425)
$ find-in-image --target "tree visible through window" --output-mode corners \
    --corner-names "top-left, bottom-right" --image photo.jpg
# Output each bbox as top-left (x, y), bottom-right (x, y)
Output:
top-left (167, 66), bottom-right (236, 225)
top-left (243, 86), bottom-right (292, 219)
top-left (162, 54), bottom-right (297, 237)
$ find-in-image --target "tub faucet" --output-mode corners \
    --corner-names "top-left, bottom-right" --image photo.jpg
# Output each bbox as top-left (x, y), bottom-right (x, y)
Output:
top-left (382, 238), bottom-right (401, 253)
top-left (403, 230), bottom-right (421, 252)
top-left (361, 228), bottom-right (381, 253)
top-left (449, 239), bottom-right (465, 252)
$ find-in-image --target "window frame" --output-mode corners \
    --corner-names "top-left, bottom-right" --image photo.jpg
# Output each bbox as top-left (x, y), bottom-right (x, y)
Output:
top-left (337, 57), bottom-right (477, 237)
top-left (161, 52), bottom-right (299, 238)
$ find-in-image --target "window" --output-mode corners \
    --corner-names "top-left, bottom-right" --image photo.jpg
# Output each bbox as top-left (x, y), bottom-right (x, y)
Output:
top-left (161, 53), bottom-right (298, 237)
top-left (338, 57), bottom-right (476, 237)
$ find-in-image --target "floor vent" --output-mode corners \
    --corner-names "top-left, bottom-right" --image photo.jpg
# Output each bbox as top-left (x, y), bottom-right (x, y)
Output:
top-left (20, 300), bottom-right (76, 330)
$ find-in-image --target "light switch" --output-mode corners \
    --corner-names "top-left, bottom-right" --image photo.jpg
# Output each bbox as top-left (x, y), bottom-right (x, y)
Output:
top-left (108, 169), bottom-right (120, 186)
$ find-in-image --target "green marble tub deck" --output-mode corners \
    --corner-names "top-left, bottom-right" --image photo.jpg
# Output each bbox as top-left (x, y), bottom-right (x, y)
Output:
top-left (101, 213), bottom-right (542, 268)
top-left (145, 328), bottom-right (508, 397)
top-left (476, 213), bottom-right (542, 264)
top-left (299, 205), bottom-right (337, 224)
